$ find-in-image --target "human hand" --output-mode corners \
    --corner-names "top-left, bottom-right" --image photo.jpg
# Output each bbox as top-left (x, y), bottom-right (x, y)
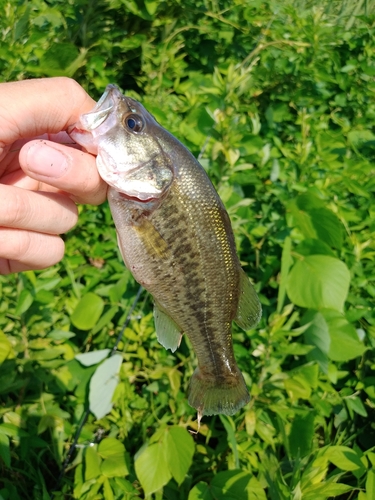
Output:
top-left (0, 77), bottom-right (107, 274)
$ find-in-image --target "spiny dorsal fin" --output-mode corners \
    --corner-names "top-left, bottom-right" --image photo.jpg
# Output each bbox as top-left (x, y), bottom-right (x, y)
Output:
top-left (234, 269), bottom-right (262, 330)
top-left (153, 302), bottom-right (183, 353)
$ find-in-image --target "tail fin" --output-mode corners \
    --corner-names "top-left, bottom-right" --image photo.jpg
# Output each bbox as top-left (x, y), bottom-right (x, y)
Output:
top-left (187, 366), bottom-right (250, 417)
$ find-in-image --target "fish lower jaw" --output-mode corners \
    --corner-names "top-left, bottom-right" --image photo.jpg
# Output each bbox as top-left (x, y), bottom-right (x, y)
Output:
top-left (117, 191), bottom-right (159, 204)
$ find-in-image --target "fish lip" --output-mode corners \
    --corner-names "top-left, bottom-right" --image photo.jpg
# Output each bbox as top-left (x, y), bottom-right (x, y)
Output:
top-left (74, 84), bottom-right (122, 134)
top-left (119, 192), bottom-right (158, 203)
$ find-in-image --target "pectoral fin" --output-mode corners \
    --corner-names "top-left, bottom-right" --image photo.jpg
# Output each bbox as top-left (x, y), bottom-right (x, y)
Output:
top-left (135, 219), bottom-right (170, 259)
top-left (154, 303), bottom-right (183, 353)
top-left (234, 269), bottom-right (262, 330)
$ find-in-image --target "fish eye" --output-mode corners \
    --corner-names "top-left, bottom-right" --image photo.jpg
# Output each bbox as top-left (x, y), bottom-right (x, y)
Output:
top-left (124, 114), bottom-right (144, 133)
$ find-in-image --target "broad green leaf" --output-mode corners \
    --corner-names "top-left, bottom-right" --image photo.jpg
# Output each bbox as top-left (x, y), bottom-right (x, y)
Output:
top-left (27, 43), bottom-right (86, 77)
top-left (286, 255), bottom-right (350, 311)
top-left (0, 432), bottom-right (10, 467)
top-left (290, 193), bottom-right (343, 249)
top-left (366, 469), bottom-right (375, 499)
top-left (324, 309), bottom-right (366, 361)
top-left (91, 306), bottom-right (119, 335)
top-left (180, 107), bottom-right (214, 145)
top-left (164, 426), bottom-right (195, 485)
top-left (15, 289), bottom-right (34, 316)
top-left (303, 481), bottom-right (353, 498)
top-left (188, 482), bottom-right (213, 500)
top-left (98, 438), bottom-right (129, 478)
top-left (277, 236), bottom-right (292, 313)
top-left (135, 442), bottom-right (172, 495)
top-left (303, 310), bottom-right (365, 362)
top-left (303, 310), bottom-right (331, 357)
top-left (109, 277), bottom-right (129, 303)
top-left (284, 376), bottom-right (312, 400)
top-left (0, 424), bottom-right (29, 438)
top-left (71, 293), bottom-right (104, 330)
top-left (76, 349), bottom-right (110, 367)
top-left (0, 332), bottom-right (12, 364)
top-left (47, 330), bottom-right (76, 340)
top-left (84, 446), bottom-right (101, 481)
top-left (295, 238), bottom-right (335, 257)
top-left (103, 478), bottom-right (115, 500)
top-left (324, 446), bottom-right (363, 471)
top-left (247, 476), bottom-right (267, 500)
top-left (348, 129), bottom-right (375, 147)
top-left (89, 354), bottom-right (122, 419)
top-left (211, 470), bottom-right (252, 500)
top-left (289, 411), bottom-right (315, 458)
top-left (219, 415), bottom-right (239, 468)
top-left (322, 310), bottom-right (366, 361)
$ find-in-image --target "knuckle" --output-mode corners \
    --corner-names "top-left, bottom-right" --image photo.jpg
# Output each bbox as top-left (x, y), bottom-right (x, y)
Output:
top-left (1, 189), bottom-right (29, 228)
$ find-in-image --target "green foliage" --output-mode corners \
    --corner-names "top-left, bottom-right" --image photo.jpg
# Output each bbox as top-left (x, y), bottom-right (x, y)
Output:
top-left (1, 0), bottom-right (375, 498)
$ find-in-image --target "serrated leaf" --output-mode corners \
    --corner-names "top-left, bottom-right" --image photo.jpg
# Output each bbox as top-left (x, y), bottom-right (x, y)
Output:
top-left (135, 442), bottom-right (172, 495)
top-left (89, 354), bottom-right (122, 419)
top-left (286, 255), bottom-right (350, 311)
top-left (71, 293), bottom-right (104, 330)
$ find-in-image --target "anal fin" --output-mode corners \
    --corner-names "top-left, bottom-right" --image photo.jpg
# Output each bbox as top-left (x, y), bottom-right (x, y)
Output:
top-left (234, 269), bottom-right (262, 330)
top-left (153, 303), bottom-right (182, 353)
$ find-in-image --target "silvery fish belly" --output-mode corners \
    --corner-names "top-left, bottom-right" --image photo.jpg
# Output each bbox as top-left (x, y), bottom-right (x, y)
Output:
top-left (69, 85), bottom-right (262, 417)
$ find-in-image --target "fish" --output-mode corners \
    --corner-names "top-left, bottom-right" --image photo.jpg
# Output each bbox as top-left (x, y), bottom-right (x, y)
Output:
top-left (68, 84), bottom-right (262, 420)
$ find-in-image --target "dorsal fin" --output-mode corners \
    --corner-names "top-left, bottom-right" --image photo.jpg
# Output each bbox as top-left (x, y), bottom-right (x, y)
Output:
top-left (234, 269), bottom-right (262, 330)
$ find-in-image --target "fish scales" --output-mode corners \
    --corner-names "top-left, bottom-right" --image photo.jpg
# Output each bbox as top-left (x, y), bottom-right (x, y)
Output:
top-left (109, 177), bottom-right (239, 376)
top-left (68, 84), bottom-right (262, 418)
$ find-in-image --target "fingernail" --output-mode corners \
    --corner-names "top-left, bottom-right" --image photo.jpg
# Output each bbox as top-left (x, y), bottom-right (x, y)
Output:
top-left (26, 141), bottom-right (68, 178)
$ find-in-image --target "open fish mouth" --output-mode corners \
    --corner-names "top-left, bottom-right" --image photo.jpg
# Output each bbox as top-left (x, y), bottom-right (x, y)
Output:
top-left (79, 85), bottom-right (117, 131)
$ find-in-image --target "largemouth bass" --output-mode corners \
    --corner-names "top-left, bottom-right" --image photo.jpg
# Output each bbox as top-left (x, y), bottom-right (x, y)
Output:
top-left (69, 85), bottom-right (261, 419)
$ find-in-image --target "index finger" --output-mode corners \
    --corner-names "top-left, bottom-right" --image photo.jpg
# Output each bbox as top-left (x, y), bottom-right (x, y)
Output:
top-left (0, 77), bottom-right (95, 156)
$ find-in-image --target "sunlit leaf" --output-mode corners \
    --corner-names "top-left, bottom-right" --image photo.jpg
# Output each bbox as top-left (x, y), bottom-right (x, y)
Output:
top-left (286, 255), bottom-right (350, 311)
top-left (89, 354), bottom-right (122, 419)
top-left (164, 426), bottom-right (195, 485)
top-left (135, 442), bottom-right (172, 495)
top-left (70, 293), bottom-right (104, 330)
top-left (76, 349), bottom-right (110, 367)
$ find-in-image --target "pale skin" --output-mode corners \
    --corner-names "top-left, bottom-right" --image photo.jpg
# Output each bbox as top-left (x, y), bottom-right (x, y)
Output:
top-left (0, 77), bottom-right (107, 274)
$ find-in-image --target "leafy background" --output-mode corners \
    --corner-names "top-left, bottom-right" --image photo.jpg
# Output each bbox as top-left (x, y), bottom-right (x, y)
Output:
top-left (1, 0), bottom-right (375, 498)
